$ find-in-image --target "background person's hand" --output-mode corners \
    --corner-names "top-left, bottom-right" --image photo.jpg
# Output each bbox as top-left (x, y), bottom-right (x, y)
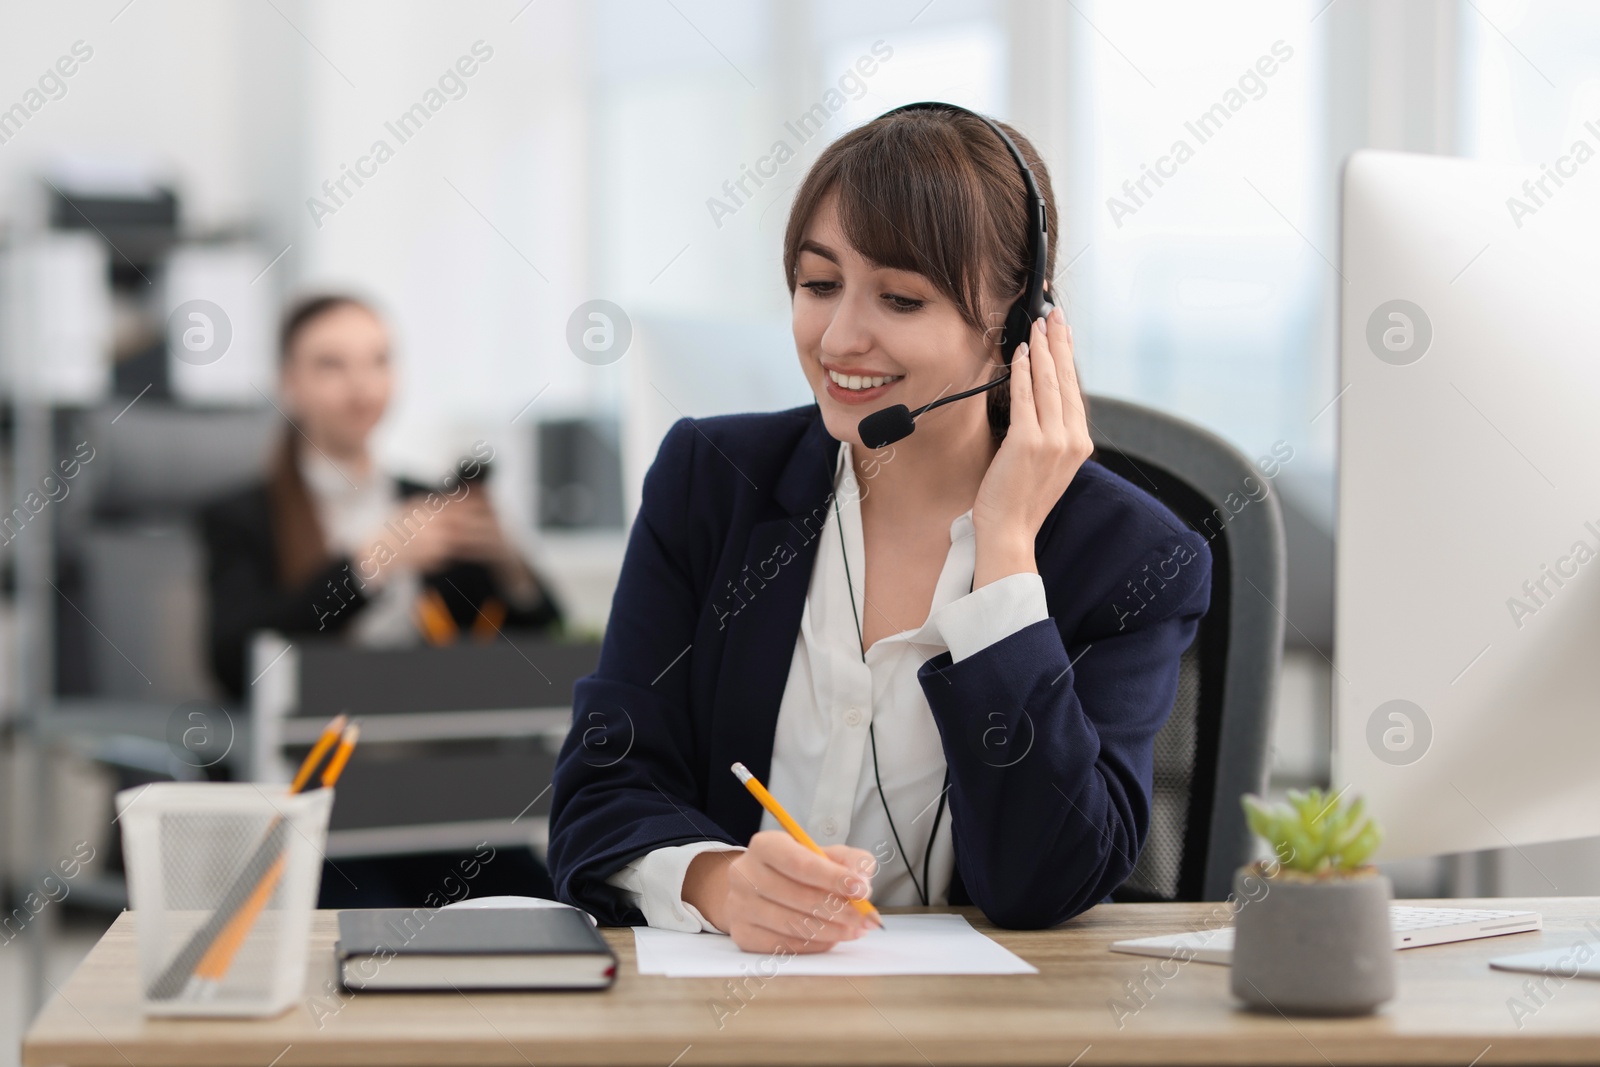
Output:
top-left (445, 493), bottom-right (523, 569)
top-left (449, 493), bottom-right (543, 604)
top-left (358, 491), bottom-right (543, 606)
top-left (357, 496), bottom-right (462, 579)
top-left (683, 831), bottom-right (878, 954)
top-left (971, 304), bottom-right (1092, 589)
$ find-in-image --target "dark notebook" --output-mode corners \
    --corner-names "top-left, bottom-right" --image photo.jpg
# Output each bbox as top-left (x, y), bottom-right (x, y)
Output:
top-left (335, 907), bottom-right (616, 991)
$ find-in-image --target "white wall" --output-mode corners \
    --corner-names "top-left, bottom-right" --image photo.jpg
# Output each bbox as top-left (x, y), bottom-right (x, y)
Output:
top-left (0, 3), bottom-right (275, 232)
top-left (295, 1), bottom-right (595, 479)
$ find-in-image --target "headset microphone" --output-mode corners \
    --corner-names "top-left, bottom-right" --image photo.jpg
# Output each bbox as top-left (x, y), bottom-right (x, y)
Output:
top-left (855, 102), bottom-right (1053, 450)
top-left (858, 373), bottom-right (1028, 449)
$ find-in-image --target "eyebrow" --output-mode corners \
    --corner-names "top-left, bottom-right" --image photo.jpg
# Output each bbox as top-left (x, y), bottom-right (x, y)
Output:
top-left (798, 239), bottom-right (911, 278)
top-left (797, 239), bottom-right (839, 264)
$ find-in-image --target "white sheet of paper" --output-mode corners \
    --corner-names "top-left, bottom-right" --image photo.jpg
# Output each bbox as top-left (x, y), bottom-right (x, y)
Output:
top-left (632, 913), bottom-right (1039, 977)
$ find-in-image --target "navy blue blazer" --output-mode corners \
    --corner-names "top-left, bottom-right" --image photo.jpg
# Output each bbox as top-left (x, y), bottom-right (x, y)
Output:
top-left (548, 403), bottom-right (1211, 929)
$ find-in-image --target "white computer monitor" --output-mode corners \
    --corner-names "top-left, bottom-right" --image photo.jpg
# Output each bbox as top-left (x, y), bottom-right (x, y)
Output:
top-left (1335, 149), bottom-right (1600, 862)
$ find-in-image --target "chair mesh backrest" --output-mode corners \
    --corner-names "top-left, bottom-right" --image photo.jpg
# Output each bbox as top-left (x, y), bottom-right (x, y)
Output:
top-left (1091, 447), bottom-right (1232, 903)
top-left (1119, 642), bottom-right (1201, 900)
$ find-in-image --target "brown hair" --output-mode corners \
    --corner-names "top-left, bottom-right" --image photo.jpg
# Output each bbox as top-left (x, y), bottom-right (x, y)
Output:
top-left (266, 294), bottom-right (372, 588)
top-left (782, 107), bottom-right (1059, 439)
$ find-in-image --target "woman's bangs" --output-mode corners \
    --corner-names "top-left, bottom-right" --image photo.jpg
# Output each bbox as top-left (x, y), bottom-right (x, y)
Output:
top-left (827, 139), bottom-right (986, 330)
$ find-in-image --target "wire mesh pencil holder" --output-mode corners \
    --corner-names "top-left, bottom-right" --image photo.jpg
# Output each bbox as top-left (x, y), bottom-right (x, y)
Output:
top-left (116, 782), bottom-right (333, 1017)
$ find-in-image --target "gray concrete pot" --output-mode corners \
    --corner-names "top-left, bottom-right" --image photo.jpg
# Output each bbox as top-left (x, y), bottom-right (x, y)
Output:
top-left (1230, 866), bottom-right (1396, 1016)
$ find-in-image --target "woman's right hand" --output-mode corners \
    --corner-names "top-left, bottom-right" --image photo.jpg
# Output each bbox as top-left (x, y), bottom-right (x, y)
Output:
top-left (357, 497), bottom-right (461, 580)
top-left (683, 831), bottom-right (879, 953)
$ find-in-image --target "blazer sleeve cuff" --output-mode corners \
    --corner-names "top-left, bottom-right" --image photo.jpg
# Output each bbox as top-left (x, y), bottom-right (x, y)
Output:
top-left (931, 572), bottom-right (1050, 663)
top-left (604, 840), bottom-right (746, 933)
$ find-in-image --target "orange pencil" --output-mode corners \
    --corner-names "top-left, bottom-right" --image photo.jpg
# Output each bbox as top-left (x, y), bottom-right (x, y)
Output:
top-left (731, 762), bottom-right (883, 929)
top-left (290, 713), bottom-right (348, 793)
top-left (193, 853), bottom-right (287, 987)
top-left (320, 723), bottom-right (360, 788)
top-left (156, 713), bottom-right (356, 1001)
top-left (188, 722), bottom-right (362, 996)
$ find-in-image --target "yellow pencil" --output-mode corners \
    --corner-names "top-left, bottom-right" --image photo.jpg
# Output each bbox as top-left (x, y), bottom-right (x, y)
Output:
top-left (190, 722), bottom-right (361, 995)
top-left (193, 853), bottom-right (287, 986)
top-left (289, 713), bottom-right (348, 794)
top-left (730, 762), bottom-right (883, 928)
top-left (320, 723), bottom-right (361, 788)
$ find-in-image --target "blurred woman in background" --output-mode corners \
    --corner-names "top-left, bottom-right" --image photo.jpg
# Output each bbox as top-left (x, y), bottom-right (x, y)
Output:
top-left (201, 293), bottom-right (563, 905)
top-left (203, 294), bottom-right (562, 695)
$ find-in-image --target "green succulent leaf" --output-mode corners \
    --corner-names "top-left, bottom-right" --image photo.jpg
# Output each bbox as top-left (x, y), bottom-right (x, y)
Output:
top-left (1239, 788), bottom-right (1383, 875)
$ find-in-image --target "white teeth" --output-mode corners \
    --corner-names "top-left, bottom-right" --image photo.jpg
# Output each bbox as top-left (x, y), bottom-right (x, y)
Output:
top-left (828, 369), bottom-right (901, 391)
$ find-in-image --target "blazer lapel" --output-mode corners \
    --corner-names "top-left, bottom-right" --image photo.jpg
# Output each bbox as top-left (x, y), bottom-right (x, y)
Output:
top-left (707, 407), bottom-right (841, 840)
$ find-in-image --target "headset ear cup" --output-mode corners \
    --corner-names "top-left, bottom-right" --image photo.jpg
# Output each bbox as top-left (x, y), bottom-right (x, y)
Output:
top-left (986, 300), bottom-right (1031, 441)
top-left (1001, 301), bottom-right (1034, 364)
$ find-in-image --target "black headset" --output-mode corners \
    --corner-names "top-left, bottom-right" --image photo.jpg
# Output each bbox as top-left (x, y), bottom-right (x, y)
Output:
top-left (856, 101), bottom-right (1054, 449)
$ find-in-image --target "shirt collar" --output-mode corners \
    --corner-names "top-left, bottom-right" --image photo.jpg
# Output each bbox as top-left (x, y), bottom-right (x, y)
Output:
top-left (297, 446), bottom-right (384, 502)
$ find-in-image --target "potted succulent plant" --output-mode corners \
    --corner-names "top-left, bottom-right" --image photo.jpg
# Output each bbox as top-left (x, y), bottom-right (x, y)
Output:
top-left (1231, 788), bottom-right (1394, 1016)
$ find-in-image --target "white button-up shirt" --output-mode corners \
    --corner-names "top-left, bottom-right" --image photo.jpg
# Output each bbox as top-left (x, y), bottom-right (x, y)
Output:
top-left (298, 450), bottom-right (421, 646)
top-left (607, 440), bottom-right (1049, 931)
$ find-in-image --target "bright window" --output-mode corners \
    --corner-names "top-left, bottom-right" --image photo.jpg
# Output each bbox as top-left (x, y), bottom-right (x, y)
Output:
top-left (1074, 0), bottom-right (1327, 470)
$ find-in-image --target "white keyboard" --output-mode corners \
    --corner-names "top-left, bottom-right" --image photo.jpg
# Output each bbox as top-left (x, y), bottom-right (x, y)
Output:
top-left (1111, 905), bottom-right (1542, 965)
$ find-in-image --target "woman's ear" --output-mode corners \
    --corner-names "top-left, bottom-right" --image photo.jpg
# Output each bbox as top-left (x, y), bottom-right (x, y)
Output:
top-left (984, 308), bottom-right (1007, 350)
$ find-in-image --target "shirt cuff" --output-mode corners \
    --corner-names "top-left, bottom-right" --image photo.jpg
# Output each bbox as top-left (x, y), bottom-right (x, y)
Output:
top-left (605, 841), bottom-right (746, 933)
top-left (931, 571), bottom-right (1050, 663)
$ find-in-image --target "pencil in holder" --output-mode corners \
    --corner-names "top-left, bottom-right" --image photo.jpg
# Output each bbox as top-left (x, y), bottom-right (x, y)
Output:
top-left (116, 782), bottom-right (333, 1017)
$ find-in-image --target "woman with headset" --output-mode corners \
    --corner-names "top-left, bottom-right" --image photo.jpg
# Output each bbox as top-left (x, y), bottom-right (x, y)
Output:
top-left (549, 104), bottom-right (1211, 952)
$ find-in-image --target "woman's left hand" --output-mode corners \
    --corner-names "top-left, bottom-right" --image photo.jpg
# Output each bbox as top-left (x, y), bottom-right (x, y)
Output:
top-left (971, 304), bottom-right (1092, 589)
top-left (451, 495), bottom-right (543, 606)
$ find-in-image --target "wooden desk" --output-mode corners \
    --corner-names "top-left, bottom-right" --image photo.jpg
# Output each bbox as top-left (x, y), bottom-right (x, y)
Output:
top-left (23, 898), bottom-right (1600, 1066)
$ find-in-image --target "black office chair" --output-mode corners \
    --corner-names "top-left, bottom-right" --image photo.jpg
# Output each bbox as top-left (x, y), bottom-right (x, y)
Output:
top-left (1086, 395), bottom-right (1286, 903)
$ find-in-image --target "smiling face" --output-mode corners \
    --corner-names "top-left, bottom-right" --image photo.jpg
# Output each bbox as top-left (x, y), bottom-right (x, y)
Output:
top-left (792, 192), bottom-right (1003, 450)
top-left (280, 302), bottom-right (392, 459)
